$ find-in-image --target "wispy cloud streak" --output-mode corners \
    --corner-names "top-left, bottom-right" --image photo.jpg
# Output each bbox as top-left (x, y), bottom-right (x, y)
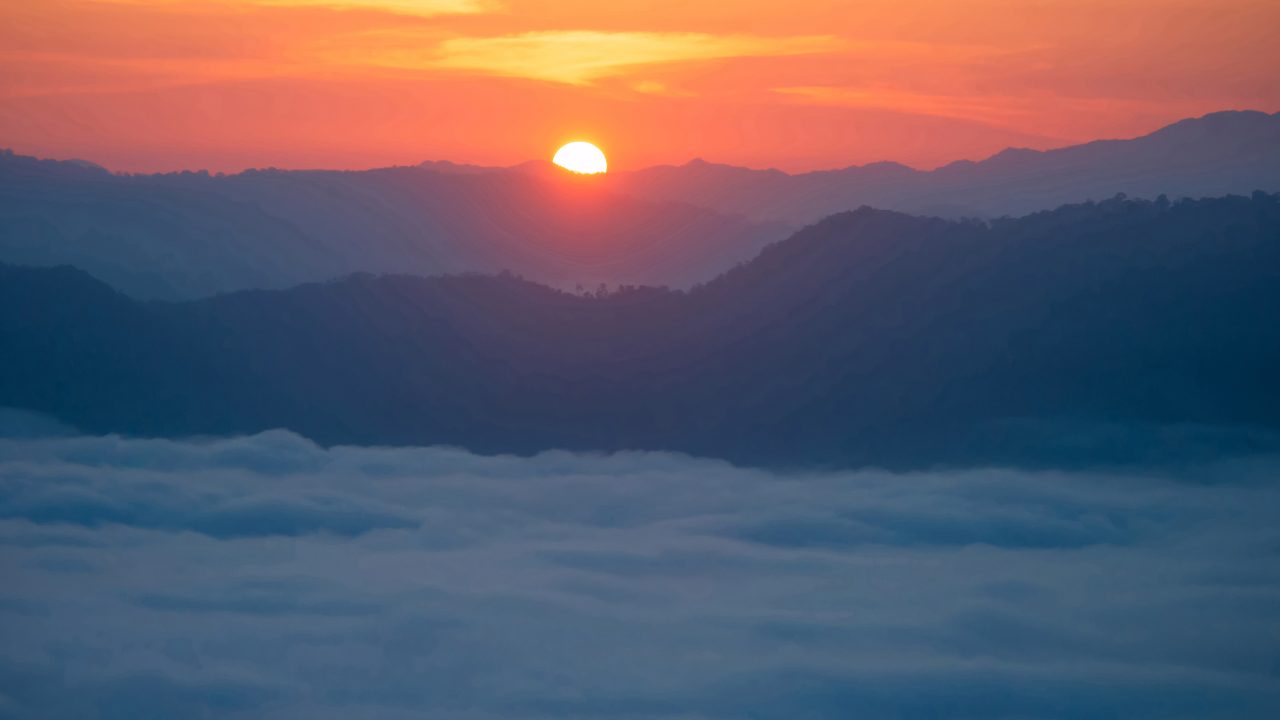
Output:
top-left (421, 31), bottom-right (838, 84)
top-left (90, 0), bottom-right (494, 17)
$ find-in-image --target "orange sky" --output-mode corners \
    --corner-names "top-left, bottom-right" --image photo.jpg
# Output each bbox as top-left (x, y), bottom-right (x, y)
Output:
top-left (2, 0), bottom-right (1278, 172)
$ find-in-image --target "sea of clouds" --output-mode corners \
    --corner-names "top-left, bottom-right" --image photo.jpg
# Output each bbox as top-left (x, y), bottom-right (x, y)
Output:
top-left (2, 423), bottom-right (1280, 719)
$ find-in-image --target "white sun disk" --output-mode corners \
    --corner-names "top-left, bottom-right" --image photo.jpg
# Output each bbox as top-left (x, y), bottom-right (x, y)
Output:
top-left (553, 141), bottom-right (608, 174)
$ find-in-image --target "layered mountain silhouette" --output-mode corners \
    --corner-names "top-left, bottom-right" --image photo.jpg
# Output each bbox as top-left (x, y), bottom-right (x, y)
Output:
top-left (0, 151), bottom-right (787, 300)
top-left (4, 193), bottom-right (1277, 468)
top-left (608, 110), bottom-right (1280, 223)
top-left (4, 111), bottom-right (1278, 301)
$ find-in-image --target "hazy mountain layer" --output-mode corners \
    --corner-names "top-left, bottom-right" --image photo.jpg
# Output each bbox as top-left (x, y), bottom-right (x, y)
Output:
top-left (609, 110), bottom-right (1280, 224)
top-left (5, 111), bottom-right (1279, 301)
top-left (3, 193), bottom-right (1277, 467)
top-left (0, 151), bottom-right (787, 300)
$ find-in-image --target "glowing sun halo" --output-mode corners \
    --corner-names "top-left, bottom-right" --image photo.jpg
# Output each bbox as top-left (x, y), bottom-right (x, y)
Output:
top-left (553, 141), bottom-right (608, 174)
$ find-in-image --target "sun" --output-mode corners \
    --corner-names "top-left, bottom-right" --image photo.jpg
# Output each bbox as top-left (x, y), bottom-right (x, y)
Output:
top-left (553, 141), bottom-right (608, 174)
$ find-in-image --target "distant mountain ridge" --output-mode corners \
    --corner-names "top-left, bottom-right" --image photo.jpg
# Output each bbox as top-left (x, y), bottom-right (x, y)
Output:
top-left (4, 192), bottom-right (1277, 468)
top-left (3, 110), bottom-right (1277, 301)
top-left (0, 150), bottom-right (788, 300)
top-left (606, 110), bottom-right (1280, 223)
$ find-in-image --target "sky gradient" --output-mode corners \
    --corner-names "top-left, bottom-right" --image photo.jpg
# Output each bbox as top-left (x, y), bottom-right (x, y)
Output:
top-left (3, 0), bottom-right (1278, 172)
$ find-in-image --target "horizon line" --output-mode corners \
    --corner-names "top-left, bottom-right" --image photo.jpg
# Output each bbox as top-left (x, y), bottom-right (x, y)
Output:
top-left (4, 108), bottom-right (1275, 179)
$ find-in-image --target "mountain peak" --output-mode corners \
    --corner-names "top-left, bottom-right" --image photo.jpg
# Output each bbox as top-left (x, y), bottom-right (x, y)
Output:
top-left (1145, 109), bottom-right (1280, 143)
top-left (0, 149), bottom-right (112, 178)
top-left (416, 159), bottom-right (503, 175)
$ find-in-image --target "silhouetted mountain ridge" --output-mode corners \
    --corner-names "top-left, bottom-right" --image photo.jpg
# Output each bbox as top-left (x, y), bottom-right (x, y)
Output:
top-left (3, 192), bottom-right (1277, 467)
top-left (609, 110), bottom-right (1280, 223)
top-left (0, 150), bottom-right (788, 299)
top-left (5, 110), bottom-right (1277, 301)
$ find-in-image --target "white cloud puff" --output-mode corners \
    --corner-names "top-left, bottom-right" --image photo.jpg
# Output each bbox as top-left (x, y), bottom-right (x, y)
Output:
top-left (1, 430), bottom-right (1279, 718)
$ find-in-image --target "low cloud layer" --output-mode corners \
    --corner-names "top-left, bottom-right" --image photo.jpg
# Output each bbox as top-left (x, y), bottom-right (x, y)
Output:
top-left (2, 430), bottom-right (1279, 718)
